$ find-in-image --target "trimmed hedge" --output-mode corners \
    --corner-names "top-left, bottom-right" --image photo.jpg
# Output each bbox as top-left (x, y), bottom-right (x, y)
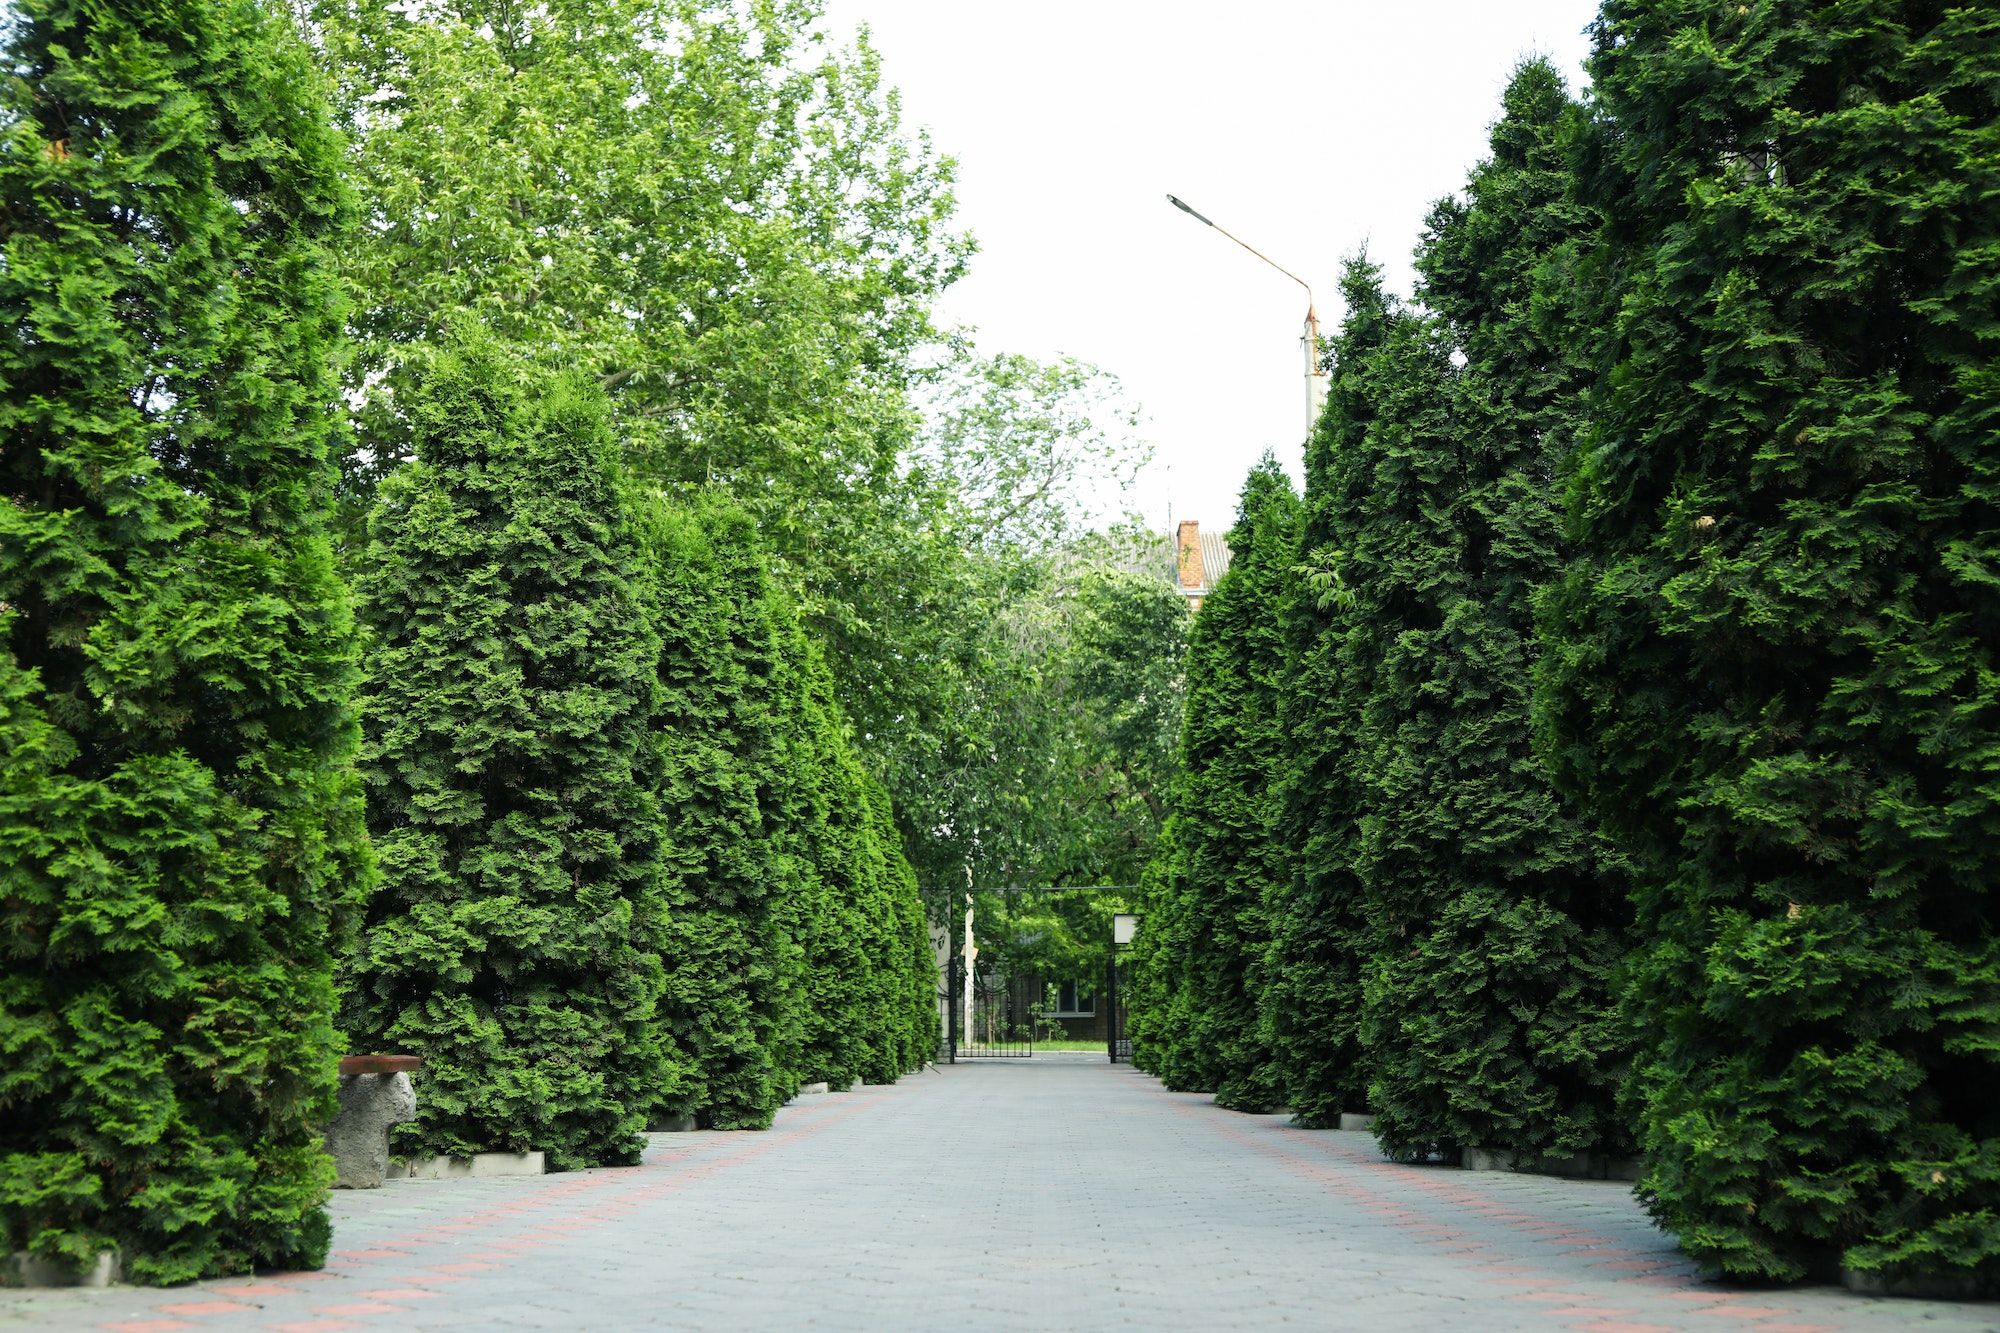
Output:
top-left (788, 630), bottom-right (938, 1091)
top-left (0, 0), bottom-right (367, 1281)
top-left (640, 497), bottom-right (803, 1130)
top-left (1538, 0), bottom-right (2000, 1286)
top-left (642, 495), bottom-right (937, 1128)
top-left (348, 341), bottom-right (671, 1170)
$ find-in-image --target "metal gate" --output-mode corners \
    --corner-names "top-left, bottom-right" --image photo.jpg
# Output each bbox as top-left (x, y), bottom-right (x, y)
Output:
top-left (963, 969), bottom-right (1033, 1057)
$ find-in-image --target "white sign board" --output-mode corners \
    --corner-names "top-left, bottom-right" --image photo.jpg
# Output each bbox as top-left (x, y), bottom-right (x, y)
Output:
top-left (1113, 913), bottom-right (1140, 946)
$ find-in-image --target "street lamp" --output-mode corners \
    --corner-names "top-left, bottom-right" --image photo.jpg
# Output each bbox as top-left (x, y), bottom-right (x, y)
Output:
top-left (1167, 194), bottom-right (1326, 437)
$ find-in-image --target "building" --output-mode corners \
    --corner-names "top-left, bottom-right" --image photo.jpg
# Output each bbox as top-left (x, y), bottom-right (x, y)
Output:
top-left (1175, 519), bottom-right (1233, 611)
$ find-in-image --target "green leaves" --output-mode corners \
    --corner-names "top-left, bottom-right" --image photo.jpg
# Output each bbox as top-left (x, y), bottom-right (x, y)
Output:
top-left (1539, 0), bottom-right (2000, 1287)
top-left (1129, 456), bottom-right (1298, 1112)
top-left (350, 338), bottom-right (670, 1170)
top-left (0, 0), bottom-right (367, 1281)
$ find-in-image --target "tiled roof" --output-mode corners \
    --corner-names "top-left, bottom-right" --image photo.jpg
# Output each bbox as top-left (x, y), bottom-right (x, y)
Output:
top-left (1197, 532), bottom-right (1233, 589)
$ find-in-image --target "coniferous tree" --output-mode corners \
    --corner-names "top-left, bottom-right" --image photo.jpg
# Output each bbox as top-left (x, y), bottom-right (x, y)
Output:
top-left (348, 341), bottom-right (671, 1170)
top-left (644, 496), bottom-right (936, 1125)
top-left (1263, 261), bottom-right (1417, 1127)
top-left (0, 0), bottom-right (366, 1282)
top-left (789, 624), bottom-right (938, 1090)
top-left (1539, 1), bottom-right (2000, 1287)
top-left (1130, 455), bottom-right (1299, 1111)
top-left (642, 495), bottom-right (805, 1129)
top-left (1356, 59), bottom-right (1630, 1167)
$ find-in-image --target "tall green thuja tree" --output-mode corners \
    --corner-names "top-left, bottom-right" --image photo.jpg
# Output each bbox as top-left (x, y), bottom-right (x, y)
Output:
top-left (1130, 455), bottom-right (1299, 1111)
top-left (349, 341), bottom-right (671, 1170)
top-left (787, 627), bottom-right (936, 1090)
top-left (641, 496), bottom-right (936, 1125)
top-left (1540, 2), bottom-right (2000, 1286)
top-left (1263, 260), bottom-right (1410, 1127)
top-left (0, 0), bottom-right (367, 1283)
top-left (1356, 59), bottom-right (1630, 1166)
top-left (641, 495), bottom-right (804, 1130)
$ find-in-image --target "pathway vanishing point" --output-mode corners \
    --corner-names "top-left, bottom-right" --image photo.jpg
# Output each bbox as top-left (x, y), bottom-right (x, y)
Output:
top-left (4, 1058), bottom-right (1994, 1332)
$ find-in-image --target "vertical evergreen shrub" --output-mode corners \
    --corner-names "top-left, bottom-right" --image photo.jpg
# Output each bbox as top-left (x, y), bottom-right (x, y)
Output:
top-left (788, 624), bottom-right (937, 1090)
top-left (1540, 1), bottom-right (2000, 1286)
top-left (1263, 261), bottom-right (1414, 1127)
top-left (0, 0), bottom-right (366, 1282)
top-left (1357, 59), bottom-right (1630, 1168)
top-left (641, 496), bottom-right (803, 1130)
top-left (349, 342), bottom-right (671, 1170)
top-left (1129, 456), bottom-right (1299, 1111)
top-left (641, 495), bottom-right (936, 1126)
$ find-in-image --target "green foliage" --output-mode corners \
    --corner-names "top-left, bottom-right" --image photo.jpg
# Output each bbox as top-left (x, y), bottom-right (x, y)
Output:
top-left (950, 537), bottom-right (1188, 896)
top-left (347, 339), bottom-right (671, 1170)
top-left (0, 0), bottom-right (367, 1282)
top-left (787, 636), bottom-right (937, 1090)
top-left (638, 497), bottom-right (802, 1129)
top-left (313, 0), bottom-right (972, 766)
top-left (1129, 456), bottom-right (1299, 1112)
top-left (1355, 60), bottom-right (1630, 1166)
top-left (1261, 261), bottom-right (1410, 1128)
top-left (1538, 1), bottom-right (2000, 1286)
top-left (628, 493), bottom-right (936, 1128)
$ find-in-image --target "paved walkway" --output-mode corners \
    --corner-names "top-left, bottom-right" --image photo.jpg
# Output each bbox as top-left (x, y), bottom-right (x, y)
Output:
top-left (4, 1058), bottom-right (1995, 1331)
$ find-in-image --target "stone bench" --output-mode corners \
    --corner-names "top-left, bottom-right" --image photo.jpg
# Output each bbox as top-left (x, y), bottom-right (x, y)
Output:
top-left (326, 1054), bottom-right (421, 1188)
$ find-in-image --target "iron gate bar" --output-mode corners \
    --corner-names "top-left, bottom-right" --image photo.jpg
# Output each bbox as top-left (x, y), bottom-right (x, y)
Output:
top-left (969, 886), bottom-right (1137, 893)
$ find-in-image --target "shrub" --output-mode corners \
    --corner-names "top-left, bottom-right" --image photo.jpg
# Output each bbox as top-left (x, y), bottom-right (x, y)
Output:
top-left (1539, 0), bottom-right (2000, 1286)
top-left (1130, 456), bottom-right (1299, 1111)
top-left (0, 0), bottom-right (366, 1281)
top-left (348, 340), bottom-right (670, 1170)
top-left (1356, 59), bottom-right (1630, 1167)
top-left (1263, 262), bottom-right (1412, 1127)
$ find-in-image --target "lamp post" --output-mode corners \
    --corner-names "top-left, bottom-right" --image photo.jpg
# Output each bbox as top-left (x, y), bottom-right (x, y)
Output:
top-left (1167, 194), bottom-right (1326, 437)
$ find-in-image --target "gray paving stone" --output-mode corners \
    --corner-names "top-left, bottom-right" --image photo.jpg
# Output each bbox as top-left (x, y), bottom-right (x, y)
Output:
top-left (2, 1061), bottom-right (1997, 1330)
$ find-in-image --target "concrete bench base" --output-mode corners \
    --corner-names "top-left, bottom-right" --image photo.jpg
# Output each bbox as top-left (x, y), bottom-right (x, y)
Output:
top-left (649, 1113), bottom-right (697, 1133)
top-left (2, 1249), bottom-right (119, 1288)
top-left (326, 1071), bottom-right (418, 1188)
top-left (403, 1151), bottom-right (545, 1179)
top-left (1337, 1113), bottom-right (1375, 1131)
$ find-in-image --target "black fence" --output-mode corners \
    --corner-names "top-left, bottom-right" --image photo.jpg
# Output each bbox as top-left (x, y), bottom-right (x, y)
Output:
top-left (962, 971), bottom-right (1033, 1058)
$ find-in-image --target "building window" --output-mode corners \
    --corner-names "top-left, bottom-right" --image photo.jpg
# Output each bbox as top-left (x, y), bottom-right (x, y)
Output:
top-left (1051, 981), bottom-right (1095, 1017)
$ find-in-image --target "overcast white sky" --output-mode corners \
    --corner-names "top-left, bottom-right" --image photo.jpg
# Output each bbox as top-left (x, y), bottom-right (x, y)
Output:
top-left (821, 0), bottom-right (1601, 538)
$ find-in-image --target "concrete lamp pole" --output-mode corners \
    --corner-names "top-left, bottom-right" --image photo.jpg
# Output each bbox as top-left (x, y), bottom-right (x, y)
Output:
top-left (1167, 194), bottom-right (1327, 438)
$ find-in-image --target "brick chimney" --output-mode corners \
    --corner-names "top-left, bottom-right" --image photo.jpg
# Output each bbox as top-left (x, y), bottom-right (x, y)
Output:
top-left (1177, 519), bottom-right (1204, 609)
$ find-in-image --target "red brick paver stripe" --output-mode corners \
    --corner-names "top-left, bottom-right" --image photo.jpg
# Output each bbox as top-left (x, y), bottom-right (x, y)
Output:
top-left (1692, 1306), bottom-right (1797, 1318)
top-left (313, 1302), bottom-right (413, 1315)
top-left (1571, 1323), bottom-right (1676, 1333)
top-left (1754, 1325), bottom-right (1840, 1332)
top-left (267, 1322), bottom-right (361, 1333)
top-left (100, 1322), bottom-right (195, 1332)
top-left (355, 1289), bottom-right (444, 1299)
top-left (156, 1301), bottom-right (257, 1314)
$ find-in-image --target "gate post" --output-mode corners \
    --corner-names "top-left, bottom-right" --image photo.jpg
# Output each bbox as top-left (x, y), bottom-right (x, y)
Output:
top-left (948, 952), bottom-right (959, 1064)
top-left (1105, 953), bottom-right (1117, 1063)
